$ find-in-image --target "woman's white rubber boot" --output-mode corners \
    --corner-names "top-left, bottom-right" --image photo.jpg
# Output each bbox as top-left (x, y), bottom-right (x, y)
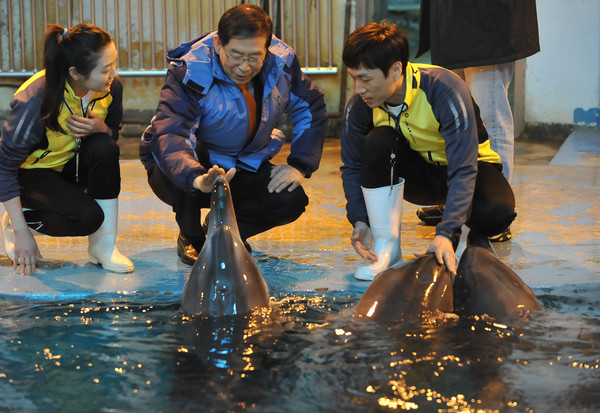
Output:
top-left (88, 199), bottom-right (134, 273)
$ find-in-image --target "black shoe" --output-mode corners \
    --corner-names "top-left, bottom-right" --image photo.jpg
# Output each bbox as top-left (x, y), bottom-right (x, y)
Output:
top-left (416, 205), bottom-right (445, 225)
top-left (177, 233), bottom-right (200, 266)
top-left (489, 227), bottom-right (512, 242)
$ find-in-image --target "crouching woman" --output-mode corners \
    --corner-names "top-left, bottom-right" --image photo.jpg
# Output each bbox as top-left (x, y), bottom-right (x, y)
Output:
top-left (0, 23), bottom-right (133, 275)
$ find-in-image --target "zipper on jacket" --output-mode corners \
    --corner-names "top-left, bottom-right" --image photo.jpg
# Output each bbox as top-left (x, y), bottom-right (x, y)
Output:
top-left (64, 97), bottom-right (97, 182)
top-left (30, 150), bottom-right (50, 165)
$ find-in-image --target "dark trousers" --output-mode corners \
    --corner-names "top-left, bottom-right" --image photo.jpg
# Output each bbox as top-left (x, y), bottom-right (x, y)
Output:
top-left (147, 160), bottom-right (309, 249)
top-left (17, 132), bottom-right (121, 236)
top-left (360, 126), bottom-right (516, 236)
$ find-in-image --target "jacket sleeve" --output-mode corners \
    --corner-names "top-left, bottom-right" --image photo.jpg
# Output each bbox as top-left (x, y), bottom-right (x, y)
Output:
top-left (0, 89), bottom-right (45, 202)
top-left (340, 94), bottom-right (372, 226)
top-left (284, 56), bottom-right (328, 178)
top-left (429, 76), bottom-right (479, 239)
top-left (105, 76), bottom-right (123, 141)
top-left (148, 63), bottom-right (207, 193)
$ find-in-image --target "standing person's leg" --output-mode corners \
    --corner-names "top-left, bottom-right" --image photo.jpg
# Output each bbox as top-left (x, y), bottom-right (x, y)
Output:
top-left (460, 62), bottom-right (516, 183)
top-left (68, 132), bottom-right (133, 272)
top-left (228, 162), bottom-right (309, 245)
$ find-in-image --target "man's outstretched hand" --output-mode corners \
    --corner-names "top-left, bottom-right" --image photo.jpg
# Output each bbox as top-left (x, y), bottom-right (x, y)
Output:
top-left (193, 165), bottom-right (237, 193)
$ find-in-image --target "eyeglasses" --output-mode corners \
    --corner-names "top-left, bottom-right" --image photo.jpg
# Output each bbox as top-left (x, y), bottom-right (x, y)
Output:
top-left (222, 47), bottom-right (266, 67)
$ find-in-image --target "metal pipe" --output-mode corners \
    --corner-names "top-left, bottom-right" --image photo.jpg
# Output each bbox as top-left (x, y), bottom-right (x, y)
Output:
top-left (161, 0), bottom-right (167, 64)
top-left (315, 0), bottom-right (321, 69)
top-left (328, 0), bottom-right (333, 69)
top-left (139, 0), bottom-right (144, 70)
top-left (67, 0), bottom-right (72, 27)
top-left (126, 0), bottom-right (132, 70)
top-left (292, 0), bottom-right (297, 50)
top-left (186, 0), bottom-right (191, 42)
top-left (174, 0), bottom-right (179, 46)
top-left (7, 0), bottom-right (14, 72)
top-left (31, 0), bottom-right (38, 71)
top-left (19, 0), bottom-right (26, 71)
top-left (151, 0), bottom-right (156, 69)
top-left (115, 0), bottom-right (120, 68)
top-left (303, 0), bottom-right (308, 69)
top-left (0, 67), bottom-right (337, 78)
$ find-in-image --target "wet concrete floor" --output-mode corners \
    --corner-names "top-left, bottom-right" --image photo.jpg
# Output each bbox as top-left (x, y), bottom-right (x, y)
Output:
top-left (0, 128), bottom-right (598, 299)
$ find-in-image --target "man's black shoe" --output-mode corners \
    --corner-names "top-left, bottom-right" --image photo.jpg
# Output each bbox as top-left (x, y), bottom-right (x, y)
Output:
top-left (177, 233), bottom-right (200, 266)
top-left (416, 204), bottom-right (445, 225)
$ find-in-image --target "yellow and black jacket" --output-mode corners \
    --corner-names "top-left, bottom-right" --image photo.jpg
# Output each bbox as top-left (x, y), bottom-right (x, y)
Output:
top-left (0, 70), bottom-right (122, 202)
top-left (341, 62), bottom-right (500, 239)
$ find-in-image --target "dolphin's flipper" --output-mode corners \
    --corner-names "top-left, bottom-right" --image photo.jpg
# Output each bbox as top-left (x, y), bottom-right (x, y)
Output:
top-left (355, 254), bottom-right (454, 323)
top-left (181, 176), bottom-right (269, 316)
top-left (453, 230), bottom-right (541, 320)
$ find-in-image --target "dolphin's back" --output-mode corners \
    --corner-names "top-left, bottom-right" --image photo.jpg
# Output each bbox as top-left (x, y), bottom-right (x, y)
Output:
top-left (356, 254), bottom-right (454, 323)
top-left (454, 246), bottom-right (541, 319)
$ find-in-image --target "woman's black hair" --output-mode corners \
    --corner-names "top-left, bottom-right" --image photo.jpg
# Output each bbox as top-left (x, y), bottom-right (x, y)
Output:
top-left (217, 3), bottom-right (273, 49)
top-left (41, 23), bottom-right (112, 132)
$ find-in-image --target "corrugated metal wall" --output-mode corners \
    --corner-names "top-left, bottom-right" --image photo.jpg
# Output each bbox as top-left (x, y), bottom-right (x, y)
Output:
top-left (0, 0), bottom-right (337, 77)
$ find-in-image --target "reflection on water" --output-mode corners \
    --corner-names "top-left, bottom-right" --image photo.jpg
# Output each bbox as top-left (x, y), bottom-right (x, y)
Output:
top-left (0, 289), bottom-right (599, 412)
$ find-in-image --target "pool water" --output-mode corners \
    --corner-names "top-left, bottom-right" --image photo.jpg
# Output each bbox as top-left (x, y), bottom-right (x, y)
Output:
top-left (0, 286), bottom-right (599, 412)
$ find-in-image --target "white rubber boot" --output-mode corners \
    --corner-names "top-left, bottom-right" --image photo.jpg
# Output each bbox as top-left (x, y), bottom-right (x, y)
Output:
top-left (1, 212), bottom-right (15, 261)
top-left (88, 199), bottom-right (134, 273)
top-left (354, 181), bottom-right (404, 281)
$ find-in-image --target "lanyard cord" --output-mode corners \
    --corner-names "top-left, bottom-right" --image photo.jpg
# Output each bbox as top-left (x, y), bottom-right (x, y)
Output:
top-left (63, 97), bottom-right (95, 182)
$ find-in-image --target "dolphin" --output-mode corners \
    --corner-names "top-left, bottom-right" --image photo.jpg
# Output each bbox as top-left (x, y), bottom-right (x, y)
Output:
top-left (453, 230), bottom-right (541, 320)
top-left (181, 175), bottom-right (269, 316)
top-left (355, 254), bottom-right (454, 323)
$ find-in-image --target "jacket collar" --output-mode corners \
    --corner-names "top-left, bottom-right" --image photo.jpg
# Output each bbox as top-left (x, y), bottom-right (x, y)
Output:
top-left (63, 79), bottom-right (107, 114)
top-left (403, 62), bottom-right (421, 108)
top-left (168, 31), bottom-right (294, 95)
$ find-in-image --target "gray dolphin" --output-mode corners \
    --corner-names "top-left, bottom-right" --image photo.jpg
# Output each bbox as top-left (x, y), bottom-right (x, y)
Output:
top-left (355, 254), bottom-right (454, 323)
top-left (453, 230), bottom-right (541, 319)
top-left (181, 175), bottom-right (269, 316)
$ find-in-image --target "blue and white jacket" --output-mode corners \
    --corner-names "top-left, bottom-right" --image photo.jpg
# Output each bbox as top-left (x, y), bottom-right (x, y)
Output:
top-left (139, 31), bottom-right (328, 193)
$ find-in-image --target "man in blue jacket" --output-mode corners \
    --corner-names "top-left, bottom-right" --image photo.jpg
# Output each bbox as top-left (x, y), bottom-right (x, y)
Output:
top-left (140, 4), bottom-right (327, 265)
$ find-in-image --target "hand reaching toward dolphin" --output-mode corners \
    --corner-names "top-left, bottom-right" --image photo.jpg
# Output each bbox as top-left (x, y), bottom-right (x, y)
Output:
top-left (415, 235), bottom-right (456, 275)
top-left (351, 221), bottom-right (378, 262)
top-left (193, 165), bottom-right (237, 193)
top-left (268, 164), bottom-right (304, 193)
